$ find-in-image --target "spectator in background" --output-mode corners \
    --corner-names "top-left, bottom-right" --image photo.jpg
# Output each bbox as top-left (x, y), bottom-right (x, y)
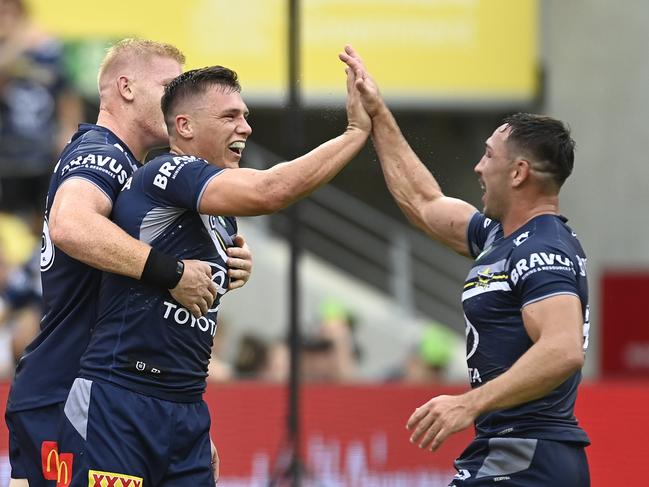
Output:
top-left (0, 0), bottom-right (82, 217)
top-left (262, 339), bottom-right (289, 383)
top-left (0, 245), bottom-right (41, 377)
top-left (233, 333), bottom-right (268, 380)
top-left (395, 322), bottom-right (464, 384)
top-left (314, 297), bottom-right (360, 382)
top-left (300, 335), bottom-right (337, 383)
top-left (0, 212), bottom-right (40, 372)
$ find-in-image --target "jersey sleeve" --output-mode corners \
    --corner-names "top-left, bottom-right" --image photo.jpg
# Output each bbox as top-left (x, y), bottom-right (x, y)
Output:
top-left (144, 157), bottom-right (224, 211)
top-left (466, 212), bottom-right (501, 258)
top-left (58, 145), bottom-right (132, 204)
top-left (509, 241), bottom-right (579, 308)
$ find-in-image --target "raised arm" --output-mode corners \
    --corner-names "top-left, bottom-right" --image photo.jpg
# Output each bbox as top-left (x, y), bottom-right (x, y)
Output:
top-left (199, 66), bottom-right (371, 216)
top-left (339, 45), bottom-right (477, 257)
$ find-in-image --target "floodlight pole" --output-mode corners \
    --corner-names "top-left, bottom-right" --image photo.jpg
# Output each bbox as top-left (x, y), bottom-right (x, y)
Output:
top-left (286, 0), bottom-right (305, 483)
top-left (269, 0), bottom-right (305, 485)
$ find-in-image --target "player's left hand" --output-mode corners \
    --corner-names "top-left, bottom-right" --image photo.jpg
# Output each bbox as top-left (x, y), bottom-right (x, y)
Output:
top-left (210, 437), bottom-right (220, 484)
top-left (339, 45), bottom-right (384, 119)
top-left (406, 394), bottom-right (477, 452)
top-left (227, 234), bottom-right (252, 290)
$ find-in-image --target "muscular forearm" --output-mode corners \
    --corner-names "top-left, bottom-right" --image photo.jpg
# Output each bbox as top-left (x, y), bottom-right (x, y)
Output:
top-left (371, 106), bottom-right (443, 227)
top-left (264, 127), bottom-right (368, 211)
top-left (51, 209), bottom-right (150, 279)
top-left (464, 338), bottom-right (583, 416)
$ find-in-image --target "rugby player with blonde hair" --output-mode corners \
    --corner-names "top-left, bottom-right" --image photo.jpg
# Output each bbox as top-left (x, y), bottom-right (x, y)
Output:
top-left (5, 39), bottom-right (253, 487)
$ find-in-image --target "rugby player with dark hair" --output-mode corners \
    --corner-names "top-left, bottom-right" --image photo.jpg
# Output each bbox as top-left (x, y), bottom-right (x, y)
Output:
top-left (57, 63), bottom-right (370, 485)
top-left (5, 40), bottom-right (253, 487)
top-left (341, 45), bottom-right (591, 486)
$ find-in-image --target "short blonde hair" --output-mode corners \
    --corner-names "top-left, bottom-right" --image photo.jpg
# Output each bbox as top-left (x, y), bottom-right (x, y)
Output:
top-left (97, 38), bottom-right (185, 87)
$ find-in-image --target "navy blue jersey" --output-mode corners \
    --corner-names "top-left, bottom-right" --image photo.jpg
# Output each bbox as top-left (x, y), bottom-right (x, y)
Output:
top-left (463, 212), bottom-right (590, 445)
top-left (79, 153), bottom-right (233, 402)
top-left (7, 124), bottom-right (139, 412)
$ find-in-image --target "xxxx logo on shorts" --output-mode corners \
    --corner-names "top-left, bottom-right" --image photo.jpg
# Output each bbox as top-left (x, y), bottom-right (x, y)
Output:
top-left (41, 441), bottom-right (74, 487)
top-left (89, 470), bottom-right (143, 487)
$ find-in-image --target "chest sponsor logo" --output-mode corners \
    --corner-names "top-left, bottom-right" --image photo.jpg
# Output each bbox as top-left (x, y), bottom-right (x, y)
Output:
top-left (162, 261), bottom-right (226, 336)
top-left (510, 252), bottom-right (575, 285)
top-left (162, 301), bottom-right (218, 337)
top-left (41, 441), bottom-right (73, 487)
top-left (89, 469), bottom-right (142, 487)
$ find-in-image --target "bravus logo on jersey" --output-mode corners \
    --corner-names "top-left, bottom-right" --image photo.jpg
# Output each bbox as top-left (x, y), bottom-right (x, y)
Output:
top-left (152, 155), bottom-right (198, 190)
top-left (510, 252), bottom-right (575, 285)
top-left (59, 153), bottom-right (129, 184)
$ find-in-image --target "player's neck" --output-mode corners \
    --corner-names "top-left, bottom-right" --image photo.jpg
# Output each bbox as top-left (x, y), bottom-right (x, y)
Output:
top-left (500, 195), bottom-right (559, 237)
top-left (96, 109), bottom-right (146, 161)
top-left (168, 141), bottom-right (186, 157)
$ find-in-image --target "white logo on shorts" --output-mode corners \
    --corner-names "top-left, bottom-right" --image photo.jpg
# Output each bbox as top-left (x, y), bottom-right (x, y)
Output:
top-left (454, 469), bottom-right (471, 480)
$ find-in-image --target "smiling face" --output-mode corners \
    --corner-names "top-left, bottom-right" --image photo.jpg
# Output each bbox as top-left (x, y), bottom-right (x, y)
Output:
top-left (188, 85), bottom-right (252, 168)
top-left (474, 123), bottom-right (515, 220)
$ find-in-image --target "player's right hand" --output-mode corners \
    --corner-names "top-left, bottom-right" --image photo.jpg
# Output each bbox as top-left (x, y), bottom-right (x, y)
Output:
top-left (170, 260), bottom-right (217, 317)
top-left (339, 44), bottom-right (385, 119)
top-left (344, 57), bottom-right (372, 135)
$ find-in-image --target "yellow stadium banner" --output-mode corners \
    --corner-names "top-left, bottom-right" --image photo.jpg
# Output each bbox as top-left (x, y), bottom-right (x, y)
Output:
top-left (27, 0), bottom-right (537, 106)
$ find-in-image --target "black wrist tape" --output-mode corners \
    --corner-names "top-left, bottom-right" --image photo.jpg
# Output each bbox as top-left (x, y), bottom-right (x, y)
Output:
top-left (141, 248), bottom-right (184, 289)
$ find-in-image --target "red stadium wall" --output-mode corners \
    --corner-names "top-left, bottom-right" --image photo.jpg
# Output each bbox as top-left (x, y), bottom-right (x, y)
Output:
top-left (602, 271), bottom-right (649, 376)
top-left (0, 381), bottom-right (646, 486)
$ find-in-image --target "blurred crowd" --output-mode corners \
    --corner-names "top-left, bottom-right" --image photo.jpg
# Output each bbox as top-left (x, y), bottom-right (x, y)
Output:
top-left (207, 298), bottom-right (466, 385)
top-left (0, 0), bottom-right (466, 386)
top-left (0, 0), bottom-right (81, 377)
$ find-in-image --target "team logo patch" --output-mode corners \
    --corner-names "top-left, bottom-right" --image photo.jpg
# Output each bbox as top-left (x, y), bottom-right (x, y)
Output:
top-left (41, 441), bottom-right (73, 487)
top-left (88, 469), bottom-right (143, 487)
top-left (476, 267), bottom-right (494, 287)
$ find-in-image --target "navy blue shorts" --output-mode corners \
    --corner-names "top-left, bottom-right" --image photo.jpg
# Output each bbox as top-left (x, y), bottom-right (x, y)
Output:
top-left (59, 378), bottom-right (213, 487)
top-left (449, 437), bottom-right (590, 486)
top-left (5, 402), bottom-right (65, 486)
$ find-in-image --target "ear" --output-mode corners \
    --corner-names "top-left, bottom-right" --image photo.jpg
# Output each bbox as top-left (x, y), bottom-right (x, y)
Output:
top-left (511, 159), bottom-right (531, 188)
top-left (175, 114), bottom-right (194, 140)
top-left (116, 75), bottom-right (134, 101)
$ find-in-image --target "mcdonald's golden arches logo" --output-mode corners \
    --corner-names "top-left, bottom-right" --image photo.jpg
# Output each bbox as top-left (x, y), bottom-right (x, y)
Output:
top-left (41, 441), bottom-right (74, 487)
